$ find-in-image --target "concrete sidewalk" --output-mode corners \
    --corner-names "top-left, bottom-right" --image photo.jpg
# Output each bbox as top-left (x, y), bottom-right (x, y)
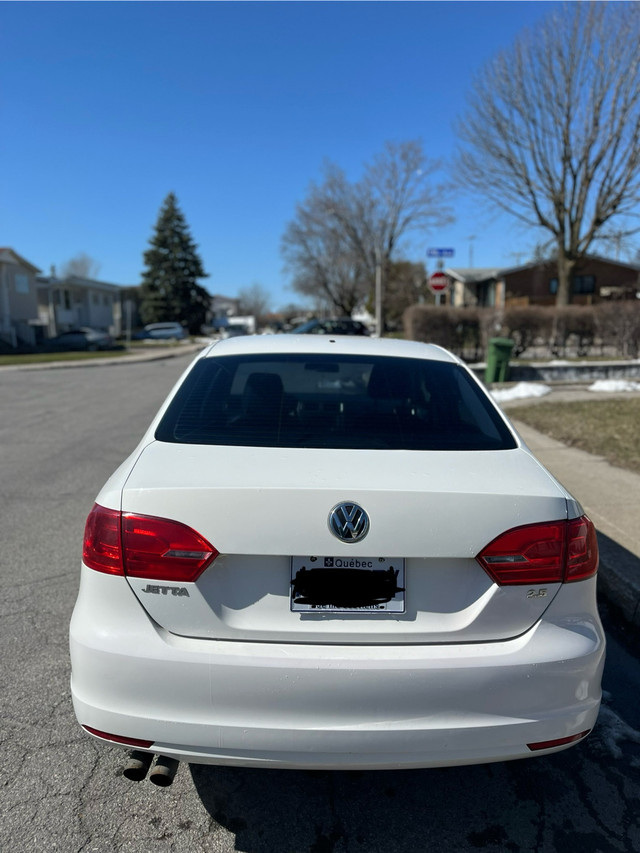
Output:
top-left (510, 417), bottom-right (640, 629)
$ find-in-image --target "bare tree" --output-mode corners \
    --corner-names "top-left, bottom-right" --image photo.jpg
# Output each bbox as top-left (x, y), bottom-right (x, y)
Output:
top-left (281, 197), bottom-right (367, 314)
top-left (281, 140), bottom-right (451, 318)
top-left (60, 252), bottom-right (101, 279)
top-left (383, 260), bottom-right (428, 329)
top-left (455, 2), bottom-right (640, 305)
top-left (236, 283), bottom-right (272, 321)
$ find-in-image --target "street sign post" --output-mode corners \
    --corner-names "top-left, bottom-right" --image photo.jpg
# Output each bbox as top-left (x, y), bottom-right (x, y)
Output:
top-left (428, 271), bottom-right (449, 293)
top-left (428, 271), bottom-right (449, 306)
top-left (427, 248), bottom-right (455, 258)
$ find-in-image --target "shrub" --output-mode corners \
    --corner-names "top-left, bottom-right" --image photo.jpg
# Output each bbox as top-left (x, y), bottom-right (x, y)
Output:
top-left (551, 306), bottom-right (596, 357)
top-left (405, 301), bottom-right (640, 360)
top-left (403, 306), bottom-right (491, 361)
top-left (595, 301), bottom-right (640, 357)
top-left (502, 306), bottom-right (555, 357)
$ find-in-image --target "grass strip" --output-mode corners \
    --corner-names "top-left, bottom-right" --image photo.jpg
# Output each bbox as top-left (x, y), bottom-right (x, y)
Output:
top-left (0, 339), bottom-right (196, 367)
top-left (507, 398), bottom-right (640, 475)
top-left (0, 350), bottom-right (130, 366)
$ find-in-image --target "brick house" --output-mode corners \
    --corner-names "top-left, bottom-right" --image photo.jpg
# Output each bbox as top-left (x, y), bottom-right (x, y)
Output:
top-left (448, 256), bottom-right (640, 308)
top-left (499, 256), bottom-right (640, 306)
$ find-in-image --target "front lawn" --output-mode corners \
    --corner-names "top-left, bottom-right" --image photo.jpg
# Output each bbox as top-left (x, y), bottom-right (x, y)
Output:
top-left (507, 398), bottom-right (640, 474)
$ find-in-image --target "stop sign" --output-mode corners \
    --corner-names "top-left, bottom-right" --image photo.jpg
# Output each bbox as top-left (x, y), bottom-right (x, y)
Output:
top-left (428, 271), bottom-right (449, 293)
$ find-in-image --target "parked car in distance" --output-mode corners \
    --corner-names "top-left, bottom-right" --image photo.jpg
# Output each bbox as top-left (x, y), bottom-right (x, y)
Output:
top-left (44, 327), bottom-right (115, 352)
top-left (71, 335), bottom-right (604, 777)
top-left (136, 322), bottom-right (187, 340)
top-left (290, 317), bottom-right (370, 335)
top-left (220, 325), bottom-right (249, 339)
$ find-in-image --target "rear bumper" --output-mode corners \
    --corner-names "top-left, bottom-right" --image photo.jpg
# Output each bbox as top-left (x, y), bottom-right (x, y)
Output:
top-left (70, 570), bottom-right (605, 770)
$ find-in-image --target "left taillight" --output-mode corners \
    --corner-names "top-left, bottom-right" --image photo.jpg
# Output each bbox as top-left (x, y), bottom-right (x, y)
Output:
top-left (83, 504), bottom-right (123, 574)
top-left (82, 503), bottom-right (218, 582)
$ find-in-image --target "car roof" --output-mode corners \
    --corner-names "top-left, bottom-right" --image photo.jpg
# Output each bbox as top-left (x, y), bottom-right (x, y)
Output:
top-left (202, 334), bottom-right (458, 363)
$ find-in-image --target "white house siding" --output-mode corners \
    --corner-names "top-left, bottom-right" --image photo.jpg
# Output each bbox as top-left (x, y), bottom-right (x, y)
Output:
top-left (38, 277), bottom-right (125, 337)
top-left (0, 249), bottom-right (41, 347)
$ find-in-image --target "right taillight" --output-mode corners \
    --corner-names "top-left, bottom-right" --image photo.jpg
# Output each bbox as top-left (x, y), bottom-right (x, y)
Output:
top-left (565, 516), bottom-right (599, 582)
top-left (477, 515), bottom-right (598, 585)
top-left (82, 503), bottom-right (218, 582)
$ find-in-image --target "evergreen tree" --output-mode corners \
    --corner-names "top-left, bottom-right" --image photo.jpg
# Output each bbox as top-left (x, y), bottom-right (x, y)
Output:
top-left (140, 193), bottom-right (210, 333)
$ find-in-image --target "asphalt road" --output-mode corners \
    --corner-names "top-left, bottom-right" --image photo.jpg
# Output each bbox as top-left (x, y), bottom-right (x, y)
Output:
top-left (1, 354), bottom-right (639, 853)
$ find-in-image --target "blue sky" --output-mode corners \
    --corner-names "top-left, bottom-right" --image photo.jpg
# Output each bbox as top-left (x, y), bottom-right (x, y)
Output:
top-left (1, 1), bottom-right (562, 310)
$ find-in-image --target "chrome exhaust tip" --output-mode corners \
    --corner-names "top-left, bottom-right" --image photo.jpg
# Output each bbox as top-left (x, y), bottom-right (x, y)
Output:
top-left (122, 750), bottom-right (154, 782)
top-left (149, 755), bottom-right (180, 787)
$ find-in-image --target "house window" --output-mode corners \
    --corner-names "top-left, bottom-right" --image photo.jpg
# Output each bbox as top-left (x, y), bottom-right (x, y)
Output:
top-left (59, 290), bottom-right (71, 310)
top-left (92, 293), bottom-right (100, 305)
top-left (573, 275), bottom-right (595, 294)
top-left (549, 275), bottom-right (596, 295)
top-left (103, 295), bottom-right (111, 306)
top-left (14, 273), bottom-right (29, 294)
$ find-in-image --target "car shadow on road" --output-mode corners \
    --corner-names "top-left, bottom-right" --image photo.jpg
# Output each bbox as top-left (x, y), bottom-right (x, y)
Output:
top-left (597, 531), bottom-right (640, 646)
top-left (189, 738), bottom-right (631, 853)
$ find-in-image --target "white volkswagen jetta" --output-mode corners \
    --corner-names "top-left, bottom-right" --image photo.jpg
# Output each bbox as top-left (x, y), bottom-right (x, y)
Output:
top-left (70, 335), bottom-right (604, 773)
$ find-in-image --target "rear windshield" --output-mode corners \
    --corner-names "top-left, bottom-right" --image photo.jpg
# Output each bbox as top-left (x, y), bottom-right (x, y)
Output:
top-left (155, 354), bottom-right (517, 451)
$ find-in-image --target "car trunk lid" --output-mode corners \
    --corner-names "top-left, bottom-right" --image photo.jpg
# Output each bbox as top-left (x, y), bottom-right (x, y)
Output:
top-left (120, 441), bottom-right (569, 644)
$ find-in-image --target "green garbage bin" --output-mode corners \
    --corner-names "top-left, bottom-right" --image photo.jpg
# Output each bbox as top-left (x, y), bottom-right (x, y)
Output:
top-left (485, 337), bottom-right (515, 384)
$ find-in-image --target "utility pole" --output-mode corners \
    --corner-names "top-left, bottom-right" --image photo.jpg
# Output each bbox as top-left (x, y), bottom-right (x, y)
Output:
top-left (467, 235), bottom-right (476, 268)
top-left (374, 247), bottom-right (383, 338)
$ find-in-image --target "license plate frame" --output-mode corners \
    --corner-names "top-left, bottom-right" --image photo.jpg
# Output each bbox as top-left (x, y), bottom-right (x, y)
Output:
top-left (290, 556), bottom-right (405, 613)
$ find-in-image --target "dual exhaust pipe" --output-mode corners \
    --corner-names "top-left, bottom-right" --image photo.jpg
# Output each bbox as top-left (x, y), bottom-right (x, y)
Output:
top-left (123, 751), bottom-right (179, 787)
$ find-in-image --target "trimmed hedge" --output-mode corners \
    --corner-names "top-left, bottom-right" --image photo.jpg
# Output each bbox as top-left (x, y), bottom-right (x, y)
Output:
top-left (403, 306), bottom-right (492, 361)
top-left (595, 302), bottom-right (640, 358)
top-left (503, 306), bottom-right (554, 357)
top-left (404, 302), bottom-right (640, 360)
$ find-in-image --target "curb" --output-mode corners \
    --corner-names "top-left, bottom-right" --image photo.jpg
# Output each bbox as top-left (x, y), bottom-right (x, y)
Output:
top-left (471, 359), bottom-right (640, 384)
top-left (0, 342), bottom-right (208, 372)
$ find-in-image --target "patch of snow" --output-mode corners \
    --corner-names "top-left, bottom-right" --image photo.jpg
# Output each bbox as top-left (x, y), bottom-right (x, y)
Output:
top-left (548, 359), bottom-right (571, 365)
top-left (588, 380), bottom-right (640, 393)
top-left (491, 382), bottom-right (552, 403)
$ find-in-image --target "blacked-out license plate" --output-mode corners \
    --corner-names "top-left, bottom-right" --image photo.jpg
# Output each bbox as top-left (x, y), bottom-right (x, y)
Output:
top-left (290, 556), bottom-right (405, 613)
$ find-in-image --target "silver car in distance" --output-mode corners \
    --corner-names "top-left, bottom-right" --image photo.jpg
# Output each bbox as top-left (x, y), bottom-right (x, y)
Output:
top-left (70, 336), bottom-right (604, 771)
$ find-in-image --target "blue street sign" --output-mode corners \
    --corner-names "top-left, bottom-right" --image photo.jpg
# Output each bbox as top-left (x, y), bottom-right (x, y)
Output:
top-left (427, 248), bottom-right (455, 258)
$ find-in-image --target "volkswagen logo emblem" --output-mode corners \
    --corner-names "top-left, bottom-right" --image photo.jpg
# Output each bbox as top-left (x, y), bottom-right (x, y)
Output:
top-left (328, 502), bottom-right (370, 543)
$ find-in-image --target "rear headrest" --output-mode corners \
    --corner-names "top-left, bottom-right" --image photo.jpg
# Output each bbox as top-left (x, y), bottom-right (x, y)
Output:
top-left (243, 372), bottom-right (284, 400)
top-left (368, 363), bottom-right (412, 399)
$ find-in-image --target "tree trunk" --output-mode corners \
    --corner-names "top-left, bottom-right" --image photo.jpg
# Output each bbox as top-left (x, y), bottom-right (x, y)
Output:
top-left (555, 255), bottom-right (575, 307)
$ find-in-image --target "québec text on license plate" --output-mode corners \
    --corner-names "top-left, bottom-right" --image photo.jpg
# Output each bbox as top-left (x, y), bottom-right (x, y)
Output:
top-left (290, 557), bottom-right (405, 613)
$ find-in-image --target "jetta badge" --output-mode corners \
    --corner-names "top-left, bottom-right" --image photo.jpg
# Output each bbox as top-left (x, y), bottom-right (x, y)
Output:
top-left (328, 502), bottom-right (370, 543)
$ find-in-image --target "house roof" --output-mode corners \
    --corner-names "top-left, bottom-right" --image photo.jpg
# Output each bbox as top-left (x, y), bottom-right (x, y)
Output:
top-left (0, 248), bottom-right (41, 274)
top-left (446, 255), bottom-right (640, 283)
top-left (498, 254), bottom-right (640, 277)
top-left (444, 267), bottom-right (501, 284)
top-left (36, 275), bottom-right (124, 292)
top-left (211, 293), bottom-right (240, 303)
